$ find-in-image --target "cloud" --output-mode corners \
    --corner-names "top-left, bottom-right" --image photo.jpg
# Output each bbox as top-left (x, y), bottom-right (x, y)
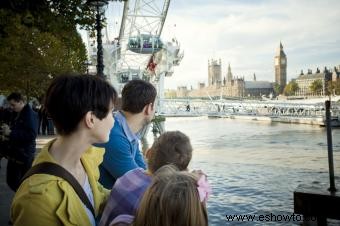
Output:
top-left (161, 0), bottom-right (340, 89)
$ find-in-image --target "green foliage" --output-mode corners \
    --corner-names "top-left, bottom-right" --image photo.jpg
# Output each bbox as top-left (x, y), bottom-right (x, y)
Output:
top-left (335, 81), bottom-right (340, 95)
top-left (283, 80), bottom-right (299, 96)
top-left (45, 0), bottom-right (98, 31)
top-left (309, 79), bottom-right (323, 95)
top-left (0, 0), bottom-right (96, 99)
top-left (273, 83), bottom-right (281, 95)
top-left (0, 0), bottom-right (97, 31)
top-left (327, 80), bottom-right (340, 96)
top-left (152, 115), bottom-right (166, 123)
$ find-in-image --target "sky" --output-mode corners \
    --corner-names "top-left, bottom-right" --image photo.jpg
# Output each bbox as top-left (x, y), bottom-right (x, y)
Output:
top-left (159, 0), bottom-right (340, 89)
top-left (86, 0), bottom-right (340, 90)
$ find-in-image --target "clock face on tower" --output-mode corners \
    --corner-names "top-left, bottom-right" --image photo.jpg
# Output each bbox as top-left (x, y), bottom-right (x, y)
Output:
top-left (275, 58), bottom-right (279, 65)
top-left (281, 58), bottom-right (286, 64)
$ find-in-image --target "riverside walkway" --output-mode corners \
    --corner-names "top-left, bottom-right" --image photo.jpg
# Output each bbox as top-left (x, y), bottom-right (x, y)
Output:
top-left (0, 135), bottom-right (55, 225)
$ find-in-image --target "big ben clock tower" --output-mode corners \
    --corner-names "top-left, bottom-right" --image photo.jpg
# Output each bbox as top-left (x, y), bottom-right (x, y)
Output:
top-left (274, 42), bottom-right (287, 93)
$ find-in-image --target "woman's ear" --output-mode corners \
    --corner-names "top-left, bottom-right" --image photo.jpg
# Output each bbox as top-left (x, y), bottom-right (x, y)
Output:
top-left (84, 111), bottom-right (95, 129)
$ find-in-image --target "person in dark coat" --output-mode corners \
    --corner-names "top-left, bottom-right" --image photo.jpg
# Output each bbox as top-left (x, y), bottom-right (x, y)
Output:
top-left (38, 105), bottom-right (48, 135)
top-left (0, 102), bottom-right (15, 168)
top-left (3, 92), bottom-right (37, 191)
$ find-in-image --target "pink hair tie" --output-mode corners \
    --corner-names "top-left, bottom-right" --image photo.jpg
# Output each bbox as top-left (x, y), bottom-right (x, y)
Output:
top-left (197, 174), bottom-right (212, 202)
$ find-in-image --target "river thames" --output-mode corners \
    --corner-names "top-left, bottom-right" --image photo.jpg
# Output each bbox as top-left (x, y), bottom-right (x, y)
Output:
top-left (145, 117), bottom-right (340, 225)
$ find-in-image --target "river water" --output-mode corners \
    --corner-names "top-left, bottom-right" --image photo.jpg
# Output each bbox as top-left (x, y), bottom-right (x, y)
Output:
top-left (145, 117), bottom-right (340, 225)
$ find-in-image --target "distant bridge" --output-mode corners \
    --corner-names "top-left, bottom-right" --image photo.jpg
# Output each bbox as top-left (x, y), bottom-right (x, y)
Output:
top-left (158, 98), bottom-right (340, 118)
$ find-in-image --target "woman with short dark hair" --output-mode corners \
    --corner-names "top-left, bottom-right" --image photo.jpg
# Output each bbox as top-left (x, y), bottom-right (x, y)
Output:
top-left (11, 74), bottom-right (117, 226)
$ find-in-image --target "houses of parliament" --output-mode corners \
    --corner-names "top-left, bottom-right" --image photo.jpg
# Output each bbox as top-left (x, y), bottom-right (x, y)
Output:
top-left (172, 43), bottom-right (287, 98)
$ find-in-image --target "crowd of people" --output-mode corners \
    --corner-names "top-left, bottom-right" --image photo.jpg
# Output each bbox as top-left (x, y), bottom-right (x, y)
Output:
top-left (1, 74), bottom-right (211, 226)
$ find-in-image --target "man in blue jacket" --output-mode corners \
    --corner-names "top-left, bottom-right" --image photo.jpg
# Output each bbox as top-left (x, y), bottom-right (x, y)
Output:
top-left (98, 79), bottom-right (157, 189)
top-left (2, 92), bottom-right (37, 191)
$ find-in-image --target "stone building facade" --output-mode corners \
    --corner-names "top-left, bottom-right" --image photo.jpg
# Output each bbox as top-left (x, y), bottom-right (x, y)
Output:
top-left (295, 66), bottom-right (339, 96)
top-left (208, 59), bottom-right (222, 87)
top-left (181, 63), bottom-right (272, 98)
top-left (244, 81), bottom-right (273, 97)
top-left (332, 66), bottom-right (340, 81)
top-left (176, 86), bottom-right (189, 97)
top-left (174, 43), bottom-right (289, 98)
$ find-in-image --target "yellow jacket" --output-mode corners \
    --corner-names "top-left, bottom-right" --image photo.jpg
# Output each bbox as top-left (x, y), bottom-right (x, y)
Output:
top-left (11, 140), bottom-right (110, 226)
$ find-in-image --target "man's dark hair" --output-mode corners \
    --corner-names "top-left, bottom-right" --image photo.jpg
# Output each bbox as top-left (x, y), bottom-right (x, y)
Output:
top-left (121, 79), bottom-right (157, 113)
top-left (44, 74), bottom-right (117, 136)
top-left (7, 92), bottom-right (25, 102)
top-left (148, 131), bottom-right (193, 173)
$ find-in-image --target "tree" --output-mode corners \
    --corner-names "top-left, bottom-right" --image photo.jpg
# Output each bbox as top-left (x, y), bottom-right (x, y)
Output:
top-left (327, 80), bottom-right (340, 96)
top-left (283, 80), bottom-right (299, 96)
top-left (309, 79), bottom-right (323, 95)
top-left (0, 0), bottom-right (96, 99)
top-left (273, 83), bottom-right (281, 96)
top-left (0, 0), bottom-right (97, 31)
top-left (335, 80), bottom-right (340, 95)
top-left (0, 9), bottom-right (88, 99)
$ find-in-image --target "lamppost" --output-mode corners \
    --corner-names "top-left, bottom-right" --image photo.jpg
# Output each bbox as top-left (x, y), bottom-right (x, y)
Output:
top-left (84, 60), bottom-right (92, 74)
top-left (87, 0), bottom-right (109, 79)
top-left (87, 0), bottom-right (127, 79)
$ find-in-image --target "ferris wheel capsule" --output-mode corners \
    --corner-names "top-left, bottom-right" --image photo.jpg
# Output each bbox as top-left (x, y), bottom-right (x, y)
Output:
top-left (128, 34), bottom-right (163, 54)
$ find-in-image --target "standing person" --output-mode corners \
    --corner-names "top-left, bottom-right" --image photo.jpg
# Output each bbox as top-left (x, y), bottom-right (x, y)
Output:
top-left (31, 101), bottom-right (39, 113)
top-left (98, 79), bottom-right (157, 189)
top-left (99, 131), bottom-right (194, 226)
top-left (11, 74), bottom-right (117, 226)
top-left (36, 103), bottom-right (42, 135)
top-left (0, 100), bottom-right (15, 168)
top-left (2, 92), bottom-right (37, 191)
top-left (39, 105), bottom-right (49, 135)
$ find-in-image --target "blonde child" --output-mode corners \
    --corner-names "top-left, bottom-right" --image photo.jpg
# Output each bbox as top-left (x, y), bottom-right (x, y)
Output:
top-left (111, 165), bottom-right (211, 226)
top-left (99, 131), bottom-right (194, 226)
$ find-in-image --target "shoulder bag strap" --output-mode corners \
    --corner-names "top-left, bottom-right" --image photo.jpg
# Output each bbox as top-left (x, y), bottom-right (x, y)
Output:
top-left (21, 162), bottom-right (95, 217)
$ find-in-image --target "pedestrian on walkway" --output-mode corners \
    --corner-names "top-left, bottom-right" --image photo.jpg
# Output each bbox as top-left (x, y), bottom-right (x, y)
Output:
top-left (38, 105), bottom-right (48, 135)
top-left (11, 74), bottom-right (117, 226)
top-left (0, 100), bottom-right (15, 168)
top-left (3, 92), bottom-right (37, 191)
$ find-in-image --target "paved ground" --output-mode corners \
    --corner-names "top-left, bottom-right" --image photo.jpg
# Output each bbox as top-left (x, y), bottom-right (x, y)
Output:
top-left (0, 135), bottom-right (55, 225)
